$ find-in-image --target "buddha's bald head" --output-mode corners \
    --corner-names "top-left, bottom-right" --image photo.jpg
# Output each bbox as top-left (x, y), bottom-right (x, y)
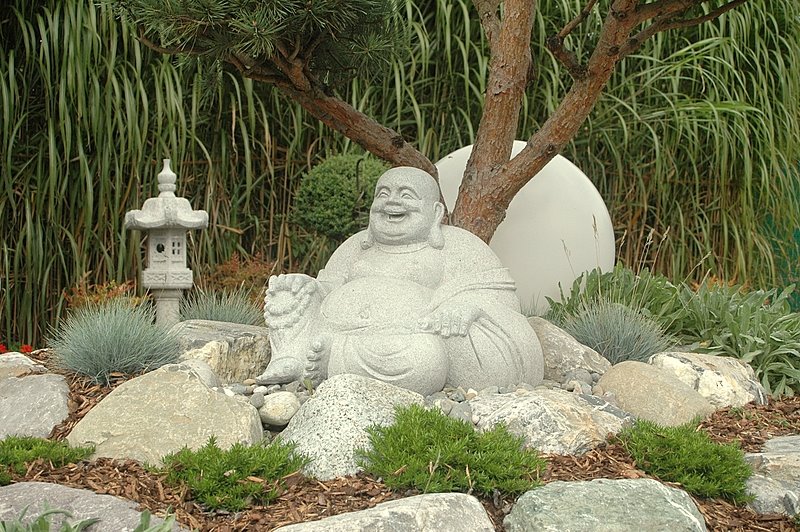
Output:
top-left (365, 167), bottom-right (445, 248)
top-left (377, 167), bottom-right (441, 203)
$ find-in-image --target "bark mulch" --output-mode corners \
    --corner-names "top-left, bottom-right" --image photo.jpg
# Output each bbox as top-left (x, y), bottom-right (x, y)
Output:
top-left (13, 349), bottom-right (800, 531)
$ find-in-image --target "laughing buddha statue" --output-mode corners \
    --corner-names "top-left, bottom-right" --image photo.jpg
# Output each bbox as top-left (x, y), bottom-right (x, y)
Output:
top-left (256, 167), bottom-right (544, 395)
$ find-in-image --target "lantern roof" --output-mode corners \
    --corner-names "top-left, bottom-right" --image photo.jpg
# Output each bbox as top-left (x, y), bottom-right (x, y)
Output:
top-left (125, 159), bottom-right (209, 230)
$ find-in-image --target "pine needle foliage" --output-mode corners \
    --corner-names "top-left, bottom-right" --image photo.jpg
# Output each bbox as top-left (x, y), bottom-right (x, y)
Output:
top-left (111, 0), bottom-right (406, 87)
top-left (0, 436), bottom-right (94, 485)
top-left (48, 299), bottom-right (179, 385)
top-left (618, 419), bottom-right (752, 504)
top-left (179, 286), bottom-right (263, 325)
top-left (358, 405), bottom-right (545, 496)
top-left (160, 437), bottom-right (308, 511)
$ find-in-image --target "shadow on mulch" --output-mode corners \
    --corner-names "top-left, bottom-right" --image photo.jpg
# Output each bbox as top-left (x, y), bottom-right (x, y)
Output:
top-left (15, 349), bottom-right (800, 531)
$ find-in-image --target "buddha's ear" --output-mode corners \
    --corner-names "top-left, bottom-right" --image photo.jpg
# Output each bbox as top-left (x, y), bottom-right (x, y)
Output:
top-left (428, 201), bottom-right (446, 249)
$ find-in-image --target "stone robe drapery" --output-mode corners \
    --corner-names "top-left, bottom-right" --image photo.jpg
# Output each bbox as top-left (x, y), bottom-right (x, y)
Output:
top-left (312, 226), bottom-right (544, 392)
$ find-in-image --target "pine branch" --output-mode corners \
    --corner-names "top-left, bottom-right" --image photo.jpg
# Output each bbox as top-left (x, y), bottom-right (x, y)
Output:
top-left (620, 0), bottom-right (748, 57)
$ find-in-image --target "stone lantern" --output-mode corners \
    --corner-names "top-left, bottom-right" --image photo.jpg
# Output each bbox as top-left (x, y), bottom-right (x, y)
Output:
top-left (125, 159), bottom-right (208, 326)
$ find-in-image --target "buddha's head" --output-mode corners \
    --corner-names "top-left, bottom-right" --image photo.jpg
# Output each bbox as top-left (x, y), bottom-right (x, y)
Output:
top-left (364, 167), bottom-right (445, 248)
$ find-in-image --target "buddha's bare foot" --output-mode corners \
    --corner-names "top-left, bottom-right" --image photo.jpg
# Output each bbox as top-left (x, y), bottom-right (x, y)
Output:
top-left (256, 358), bottom-right (304, 385)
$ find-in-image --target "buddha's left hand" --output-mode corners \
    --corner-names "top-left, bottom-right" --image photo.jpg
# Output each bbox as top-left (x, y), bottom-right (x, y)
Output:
top-left (417, 302), bottom-right (484, 338)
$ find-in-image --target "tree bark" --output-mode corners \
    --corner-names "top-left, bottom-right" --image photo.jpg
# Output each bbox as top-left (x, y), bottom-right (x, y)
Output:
top-left (452, 0), bottom-right (639, 242)
top-left (455, 0), bottom-right (535, 237)
top-left (277, 85), bottom-right (437, 176)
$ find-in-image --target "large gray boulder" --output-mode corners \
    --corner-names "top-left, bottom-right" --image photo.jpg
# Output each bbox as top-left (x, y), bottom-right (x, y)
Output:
top-left (0, 374), bottom-right (69, 438)
top-left (279, 374), bottom-right (424, 480)
top-left (528, 317), bottom-right (611, 382)
top-left (171, 319), bottom-right (271, 384)
top-left (470, 388), bottom-right (632, 455)
top-left (595, 361), bottom-right (715, 426)
top-left (0, 482), bottom-right (183, 531)
top-left (649, 351), bottom-right (767, 408)
top-left (273, 493), bottom-right (493, 531)
top-left (67, 362), bottom-right (263, 466)
top-left (745, 435), bottom-right (800, 516)
top-left (504, 478), bottom-right (706, 531)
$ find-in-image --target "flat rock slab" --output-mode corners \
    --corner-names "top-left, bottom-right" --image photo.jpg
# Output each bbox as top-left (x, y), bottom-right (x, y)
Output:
top-left (596, 360), bottom-right (715, 426)
top-left (504, 478), bottom-right (706, 531)
top-left (0, 353), bottom-right (47, 379)
top-left (650, 351), bottom-right (767, 408)
top-left (171, 319), bottom-right (271, 384)
top-left (279, 374), bottom-right (423, 480)
top-left (0, 482), bottom-right (183, 531)
top-left (746, 435), bottom-right (800, 515)
top-left (273, 493), bottom-right (493, 531)
top-left (470, 388), bottom-right (632, 455)
top-left (0, 373), bottom-right (69, 438)
top-left (67, 363), bottom-right (263, 466)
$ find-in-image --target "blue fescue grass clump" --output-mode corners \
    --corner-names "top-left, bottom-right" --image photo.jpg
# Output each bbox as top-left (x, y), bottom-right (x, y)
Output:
top-left (559, 300), bottom-right (675, 364)
top-left (160, 437), bottom-right (308, 511)
top-left (358, 405), bottom-right (545, 496)
top-left (48, 299), bottom-right (179, 385)
top-left (179, 287), bottom-right (263, 326)
top-left (618, 419), bottom-right (753, 504)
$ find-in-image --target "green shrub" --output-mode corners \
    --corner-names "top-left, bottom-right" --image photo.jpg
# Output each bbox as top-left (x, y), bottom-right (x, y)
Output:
top-left (545, 265), bottom-right (686, 328)
top-left (0, 508), bottom-right (98, 532)
top-left (558, 300), bottom-right (675, 365)
top-left (180, 287), bottom-right (263, 326)
top-left (0, 436), bottom-right (94, 486)
top-left (0, 508), bottom-right (174, 532)
top-left (618, 419), bottom-right (752, 504)
top-left (358, 405), bottom-right (545, 496)
top-left (160, 437), bottom-right (308, 511)
top-left (673, 284), bottom-right (800, 396)
top-left (548, 266), bottom-right (800, 396)
top-left (292, 154), bottom-right (389, 241)
top-left (48, 299), bottom-right (179, 385)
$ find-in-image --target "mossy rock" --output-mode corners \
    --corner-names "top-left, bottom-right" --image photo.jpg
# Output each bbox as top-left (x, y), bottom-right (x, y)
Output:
top-left (293, 154), bottom-right (389, 241)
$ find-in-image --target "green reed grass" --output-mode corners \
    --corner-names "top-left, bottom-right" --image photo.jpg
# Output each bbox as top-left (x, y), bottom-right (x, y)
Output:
top-left (2, 0), bottom-right (798, 347)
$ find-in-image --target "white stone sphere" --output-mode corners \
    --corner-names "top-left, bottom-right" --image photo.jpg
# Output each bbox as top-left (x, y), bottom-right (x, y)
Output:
top-left (435, 142), bottom-right (615, 314)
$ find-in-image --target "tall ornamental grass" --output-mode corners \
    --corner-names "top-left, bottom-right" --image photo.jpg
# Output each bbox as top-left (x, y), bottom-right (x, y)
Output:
top-left (2, 0), bottom-right (798, 347)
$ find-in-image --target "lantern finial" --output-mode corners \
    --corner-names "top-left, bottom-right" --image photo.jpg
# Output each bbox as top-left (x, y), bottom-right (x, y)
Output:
top-left (158, 159), bottom-right (177, 197)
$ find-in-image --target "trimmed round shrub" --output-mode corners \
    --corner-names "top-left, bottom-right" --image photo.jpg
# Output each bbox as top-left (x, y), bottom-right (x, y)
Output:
top-left (48, 298), bottom-right (179, 385)
top-left (292, 153), bottom-right (389, 240)
top-left (180, 287), bottom-right (263, 326)
top-left (559, 301), bottom-right (674, 365)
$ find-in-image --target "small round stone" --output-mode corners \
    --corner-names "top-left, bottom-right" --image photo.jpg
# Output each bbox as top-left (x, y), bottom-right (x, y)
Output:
top-left (449, 387), bottom-right (467, 402)
top-left (258, 391), bottom-right (301, 426)
top-left (228, 383), bottom-right (248, 395)
top-left (249, 392), bottom-right (265, 409)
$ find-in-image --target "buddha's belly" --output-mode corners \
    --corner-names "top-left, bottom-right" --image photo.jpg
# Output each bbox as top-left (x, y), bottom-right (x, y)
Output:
top-left (320, 277), bottom-right (433, 331)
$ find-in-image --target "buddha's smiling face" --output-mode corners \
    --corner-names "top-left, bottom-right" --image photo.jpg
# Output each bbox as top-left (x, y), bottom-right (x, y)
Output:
top-left (369, 168), bottom-right (442, 245)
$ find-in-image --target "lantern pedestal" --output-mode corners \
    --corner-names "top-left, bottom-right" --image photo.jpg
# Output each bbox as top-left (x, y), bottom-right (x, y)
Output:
top-left (153, 289), bottom-right (182, 328)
